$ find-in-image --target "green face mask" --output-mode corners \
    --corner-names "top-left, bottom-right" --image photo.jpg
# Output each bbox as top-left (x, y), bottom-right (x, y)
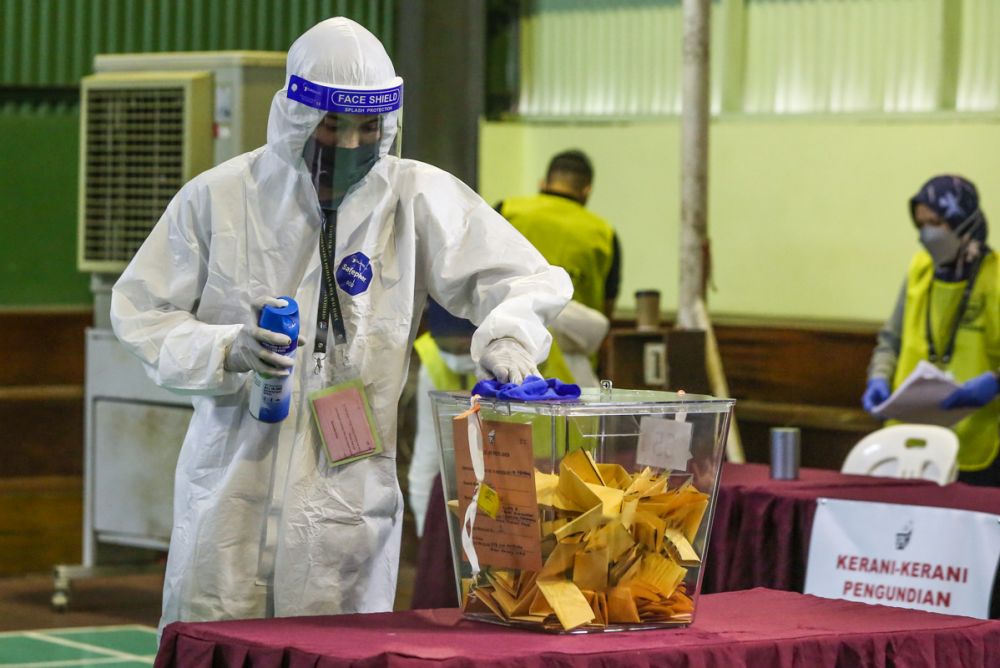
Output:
top-left (304, 139), bottom-right (379, 209)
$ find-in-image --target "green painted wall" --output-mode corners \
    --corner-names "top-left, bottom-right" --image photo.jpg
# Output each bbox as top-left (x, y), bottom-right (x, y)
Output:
top-left (0, 107), bottom-right (89, 306)
top-left (480, 115), bottom-right (1000, 322)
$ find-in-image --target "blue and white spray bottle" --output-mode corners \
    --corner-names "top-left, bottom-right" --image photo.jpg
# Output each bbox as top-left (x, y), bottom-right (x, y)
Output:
top-left (249, 296), bottom-right (300, 423)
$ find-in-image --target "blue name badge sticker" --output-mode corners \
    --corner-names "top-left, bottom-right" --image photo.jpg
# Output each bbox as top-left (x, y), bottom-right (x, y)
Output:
top-left (336, 252), bottom-right (373, 296)
top-left (288, 75), bottom-right (403, 115)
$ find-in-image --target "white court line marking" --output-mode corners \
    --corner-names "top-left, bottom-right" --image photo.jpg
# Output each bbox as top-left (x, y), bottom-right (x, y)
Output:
top-left (22, 632), bottom-right (146, 661)
top-left (0, 657), bottom-right (139, 668)
top-left (0, 625), bottom-right (155, 638)
top-left (49, 626), bottom-right (156, 637)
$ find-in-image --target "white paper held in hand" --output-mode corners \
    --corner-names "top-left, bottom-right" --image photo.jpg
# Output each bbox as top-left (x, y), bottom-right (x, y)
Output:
top-left (872, 361), bottom-right (976, 427)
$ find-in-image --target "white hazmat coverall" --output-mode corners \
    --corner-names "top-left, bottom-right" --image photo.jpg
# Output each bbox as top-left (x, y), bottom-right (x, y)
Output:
top-left (110, 17), bottom-right (571, 629)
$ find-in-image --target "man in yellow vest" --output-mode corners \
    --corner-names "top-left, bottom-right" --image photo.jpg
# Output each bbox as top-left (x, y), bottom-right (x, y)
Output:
top-left (862, 175), bottom-right (1000, 486)
top-left (497, 149), bottom-right (620, 319)
top-left (496, 149), bottom-right (619, 385)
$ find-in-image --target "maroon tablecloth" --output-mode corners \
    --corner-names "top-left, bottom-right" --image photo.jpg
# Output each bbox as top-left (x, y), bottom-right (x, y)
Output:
top-left (702, 463), bottom-right (1000, 596)
top-left (155, 588), bottom-right (1000, 667)
top-left (412, 474), bottom-right (459, 609)
top-left (413, 464), bottom-right (1000, 610)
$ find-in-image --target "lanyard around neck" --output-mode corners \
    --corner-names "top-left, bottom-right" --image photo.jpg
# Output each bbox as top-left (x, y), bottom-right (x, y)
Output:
top-left (924, 255), bottom-right (983, 366)
top-left (314, 209), bottom-right (347, 373)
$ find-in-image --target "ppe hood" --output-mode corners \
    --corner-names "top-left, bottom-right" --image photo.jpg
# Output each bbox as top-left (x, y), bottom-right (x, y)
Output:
top-left (267, 17), bottom-right (402, 166)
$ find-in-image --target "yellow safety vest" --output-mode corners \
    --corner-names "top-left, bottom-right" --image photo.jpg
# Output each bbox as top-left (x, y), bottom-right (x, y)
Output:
top-left (500, 193), bottom-right (615, 314)
top-left (894, 251), bottom-right (1000, 470)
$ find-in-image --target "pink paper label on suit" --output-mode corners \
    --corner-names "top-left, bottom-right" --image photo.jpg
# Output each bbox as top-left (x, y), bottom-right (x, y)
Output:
top-left (310, 384), bottom-right (379, 465)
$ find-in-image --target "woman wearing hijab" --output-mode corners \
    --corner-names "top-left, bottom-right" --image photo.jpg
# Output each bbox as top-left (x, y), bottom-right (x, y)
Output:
top-left (862, 175), bottom-right (1000, 486)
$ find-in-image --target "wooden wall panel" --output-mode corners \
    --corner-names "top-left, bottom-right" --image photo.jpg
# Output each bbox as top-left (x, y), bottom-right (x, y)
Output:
top-left (0, 395), bottom-right (83, 477)
top-left (0, 309), bottom-right (89, 478)
top-left (0, 309), bottom-right (90, 387)
top-left (605, 317), bottom-right (883, 467)
top-left (715, 323), bottom-right (877, 407)
top-left (0, 476), bottom-right (81, 575)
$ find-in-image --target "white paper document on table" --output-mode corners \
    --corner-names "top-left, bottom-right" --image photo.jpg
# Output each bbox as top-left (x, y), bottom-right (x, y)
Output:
top-left (872, 361), bottom-right (975, 426)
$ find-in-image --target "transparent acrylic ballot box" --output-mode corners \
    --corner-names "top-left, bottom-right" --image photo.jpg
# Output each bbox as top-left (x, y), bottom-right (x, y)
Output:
top-left (431, 387), bottom-right (734, 633)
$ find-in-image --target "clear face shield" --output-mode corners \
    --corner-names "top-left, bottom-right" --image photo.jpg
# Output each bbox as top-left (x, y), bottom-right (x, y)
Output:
top-left (288, 74), bottom-right (403, 209)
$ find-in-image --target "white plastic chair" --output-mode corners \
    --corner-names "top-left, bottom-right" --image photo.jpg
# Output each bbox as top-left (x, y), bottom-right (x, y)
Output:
top-left (841, 424), bottom-right (959, 485)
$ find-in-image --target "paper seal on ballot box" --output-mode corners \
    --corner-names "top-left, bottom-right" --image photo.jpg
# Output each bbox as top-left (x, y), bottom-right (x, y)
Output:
top-left (434, 387), bottom-right (734, 633)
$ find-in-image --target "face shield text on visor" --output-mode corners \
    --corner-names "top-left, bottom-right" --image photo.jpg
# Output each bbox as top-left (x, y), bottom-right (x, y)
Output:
top-left (289, 74), bottom-right (403, 210)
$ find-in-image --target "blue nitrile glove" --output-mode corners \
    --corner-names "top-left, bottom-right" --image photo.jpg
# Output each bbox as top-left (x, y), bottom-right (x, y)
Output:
top-left (861, 378), bottom-right (891, 415)
top-left (940, 371), bottom-right (1000, 409)
top-left (472, 375), bottom-right (581, 401)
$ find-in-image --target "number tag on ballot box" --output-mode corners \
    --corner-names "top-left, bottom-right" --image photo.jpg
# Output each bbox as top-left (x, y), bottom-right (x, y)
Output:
top-left (309, 378), bottom-right (382, 467)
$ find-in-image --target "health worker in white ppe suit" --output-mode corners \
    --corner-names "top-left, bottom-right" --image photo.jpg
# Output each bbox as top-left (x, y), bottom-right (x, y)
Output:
top-left (110, 17), bottom-right (571, 630)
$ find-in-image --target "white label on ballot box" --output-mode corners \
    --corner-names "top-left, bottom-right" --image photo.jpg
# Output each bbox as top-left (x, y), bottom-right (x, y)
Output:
top-left (805, 498), bottom-right (1000, 619)
top-left (637, 416), bottom-right (692, 472)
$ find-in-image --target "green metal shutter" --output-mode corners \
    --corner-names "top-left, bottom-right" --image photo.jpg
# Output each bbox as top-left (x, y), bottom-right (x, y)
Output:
top-left (0, 0), bottom-right (394, 87)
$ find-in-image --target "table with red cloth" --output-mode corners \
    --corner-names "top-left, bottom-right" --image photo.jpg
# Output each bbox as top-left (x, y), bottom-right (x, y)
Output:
top-left (701, 463), bottom-right (1000, 599)
top-left (155, 588), bottom-right (1000, 667)
top-left (412, 464), bottom-right (1000, 611)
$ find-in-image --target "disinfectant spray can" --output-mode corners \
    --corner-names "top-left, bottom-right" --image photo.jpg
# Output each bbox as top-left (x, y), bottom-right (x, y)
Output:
top-left (249, 296), bottom-right (300, 423)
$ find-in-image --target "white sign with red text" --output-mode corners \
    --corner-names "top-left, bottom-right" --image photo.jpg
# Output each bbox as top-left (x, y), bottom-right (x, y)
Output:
top-left (804, 498), bottom-right (1000, 619)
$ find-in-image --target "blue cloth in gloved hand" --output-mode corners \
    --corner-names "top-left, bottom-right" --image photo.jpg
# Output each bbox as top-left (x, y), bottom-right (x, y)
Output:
top-left (861, 378), bottom-right (891, 415)
top-left (940, 371), bottom-right (1000, 409)
top-left (472, 375), bottom-right (581, 401)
